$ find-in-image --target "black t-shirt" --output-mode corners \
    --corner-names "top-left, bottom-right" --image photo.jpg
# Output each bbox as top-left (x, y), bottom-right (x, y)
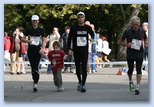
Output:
top-left (25, 27), bottom-right (44, 46)
top-left (68, 24), bottom-right (94, 52)
top-left (121, 28), bottom-right (147, 59)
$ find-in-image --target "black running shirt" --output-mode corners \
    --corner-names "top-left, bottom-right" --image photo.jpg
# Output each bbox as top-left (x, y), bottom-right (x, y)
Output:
top-left (25, 27), bottom-right (45, 46)
top-left (68, 24), bottom-right (94, 52)
top-left (121, 28), bottom-right (147, 59)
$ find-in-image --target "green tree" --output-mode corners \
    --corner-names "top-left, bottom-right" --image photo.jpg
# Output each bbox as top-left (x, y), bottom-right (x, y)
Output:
top-left (4, 4), bottom-right (148, 60)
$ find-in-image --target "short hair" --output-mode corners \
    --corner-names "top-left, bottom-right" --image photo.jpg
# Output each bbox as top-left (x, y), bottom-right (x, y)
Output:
top-left (130, 16), bottom-right (140, 26)
top-left (17, 27), bottom-right (24, 32)
top-left (53, 41), bottom-right (60, 47)
top-left (65, 26), bottom-right (70, 30)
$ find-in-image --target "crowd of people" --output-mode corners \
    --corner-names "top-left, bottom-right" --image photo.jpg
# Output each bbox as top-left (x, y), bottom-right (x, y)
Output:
top-left (4, 12), bottom-right (148, 95)
top-left (4, 15), bottom-right (112, 75)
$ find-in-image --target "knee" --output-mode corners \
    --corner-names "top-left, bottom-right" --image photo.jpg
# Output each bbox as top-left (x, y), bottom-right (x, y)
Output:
top-left (127, 70), bottom-right (133, 75)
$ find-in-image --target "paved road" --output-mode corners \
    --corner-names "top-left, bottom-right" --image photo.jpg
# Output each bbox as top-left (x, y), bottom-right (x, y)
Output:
top-left (4, 66), bottom-right (149, 102)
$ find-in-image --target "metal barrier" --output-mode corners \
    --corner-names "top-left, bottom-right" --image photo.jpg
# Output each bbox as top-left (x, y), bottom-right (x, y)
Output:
top-left (4, 61), bottom-right (148, 65)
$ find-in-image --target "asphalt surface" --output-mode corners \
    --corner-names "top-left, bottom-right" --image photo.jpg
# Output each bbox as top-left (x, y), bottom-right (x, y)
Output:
top-left (4, 65), bottom-right (149, 103)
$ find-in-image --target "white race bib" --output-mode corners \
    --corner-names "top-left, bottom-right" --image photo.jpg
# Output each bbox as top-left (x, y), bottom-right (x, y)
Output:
top-left (30, 36), bottom-right (40, 46)
top-left (131, 39), bottom-right (142, 50)
top-left (77, 37), bottom-right (87, 46)
top-left (51, 59), bottom-right (56, 66)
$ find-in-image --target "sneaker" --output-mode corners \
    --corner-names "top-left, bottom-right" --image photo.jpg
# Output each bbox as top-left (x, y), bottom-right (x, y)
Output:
top-left (62, 69), bottom-right (68, 73)
top-left (57, 86), bottom-right (64, 91)
top-left (129, 82), bottom-right (134, 92)
top-left (135, 86), bottom-right (140, 95)
top-left (92, 70), bottom-right (95, 73)
top-left (81, 85), bottom-right (86, 93)
top-left (77, 83), bottom-right (82, 91)
top-left (17, 72), bottom-right (21, 75)
top-left (21, 70), bottom-right (26, 74)
top-left (10, 71), bottom-right (15, 75)
top-left (33, 84), bottom-right (38, 92)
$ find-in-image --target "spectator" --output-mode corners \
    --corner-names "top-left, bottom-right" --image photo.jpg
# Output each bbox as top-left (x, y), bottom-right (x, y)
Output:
top-left (46, 27), bottom-right (60, 74)
top-left (90, 24), bottom-right (97, 73)
top-left (61, 26), bottom-right (74, 73)
top-left (9, 27), bottom-right (25, 75)
top-left (142, 22), bottom-right (148, 71)
top-left (101, 36), bottom-right (112, 67)
top-left (120, 16), bottom-right (148, 95)
top-left (96, 34), bottom-right (104, 68)
top-left (85, 21), bottom-right (91, 73)
top-left (4, 32), bottom-right (11, 70)
top-left (4, 32), bottom-right (11, 61)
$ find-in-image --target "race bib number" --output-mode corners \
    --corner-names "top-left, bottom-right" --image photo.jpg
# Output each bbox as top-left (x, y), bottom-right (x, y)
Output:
top-left (131, 39), bottom-right (142, 50)
top-left (77, 37), bottom-right (87, 46)
top-left (30, 36), bottom-right (40, 46)
top-left (51, 59), bottom-right (56, 66)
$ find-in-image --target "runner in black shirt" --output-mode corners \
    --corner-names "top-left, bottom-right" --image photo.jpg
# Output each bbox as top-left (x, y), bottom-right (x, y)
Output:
top-left (22, 15), bottom-right (46, 92)
top-left (68, 12), bottom-right (94, 92)
top-left (120, 16), bottom-right (148, 95)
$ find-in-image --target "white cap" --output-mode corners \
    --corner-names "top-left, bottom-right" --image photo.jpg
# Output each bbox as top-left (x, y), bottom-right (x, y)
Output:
top-left (31, 15), bottom-right (39, 20)
top-left (142, 22), bottom-right (148, 26)
top-left (77, 11), bottom-right (85, 17)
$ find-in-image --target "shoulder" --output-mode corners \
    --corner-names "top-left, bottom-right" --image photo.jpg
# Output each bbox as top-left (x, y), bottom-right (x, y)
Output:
top-left (125, 28), bottom-right (131, 33)
top-left (139, 28), bottom-right (145, 33)
top-left (48, 50), bottom-right (54, 54)
top-left (37, 27), bottom-right (44, 32)
top-left (62, 33), bottom-right (66, 38)
top-left (59, 50), bottom-right (65, 53)
top-left (71, 25), bottom-right (78, 30)
top-left (84, 24), bottom-right (91, 28)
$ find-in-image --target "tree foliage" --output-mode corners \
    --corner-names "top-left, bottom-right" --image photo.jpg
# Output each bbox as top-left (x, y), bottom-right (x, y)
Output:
top-left (4, 4), bottom-right (148, 60)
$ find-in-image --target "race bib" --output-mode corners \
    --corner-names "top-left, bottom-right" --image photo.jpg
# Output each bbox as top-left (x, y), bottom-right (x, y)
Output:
top-left (77, 37), bottom-right (87, 46)
top-left (131, 39), bottom-right (142, 50)
top-left (30, 36), bottom-right (40, 46)
top-left (51, 59), bottom-right (56, 66)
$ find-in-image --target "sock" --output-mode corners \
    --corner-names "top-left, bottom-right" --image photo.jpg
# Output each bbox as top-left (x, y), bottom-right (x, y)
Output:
top-left (136, 84), bottom-right (140, 88)
top-left (129, 80), bottom-right (133, 83)
top-left (136, 84), bottom-right (140, 90)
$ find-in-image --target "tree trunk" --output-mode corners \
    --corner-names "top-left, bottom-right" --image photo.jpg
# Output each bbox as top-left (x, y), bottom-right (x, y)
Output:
top-left (117, 4), bottom-right (142, 61)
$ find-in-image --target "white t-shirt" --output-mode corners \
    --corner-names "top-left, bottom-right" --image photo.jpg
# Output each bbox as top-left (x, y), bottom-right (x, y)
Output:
top-left (48, 33), bottom-right (60, 51)
top-left (96, 38), bottom-right (103, 52)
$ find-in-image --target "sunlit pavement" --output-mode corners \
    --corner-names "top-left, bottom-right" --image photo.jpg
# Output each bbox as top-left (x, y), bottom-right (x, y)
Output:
top-left (4, 65), bottom-right (149, 102)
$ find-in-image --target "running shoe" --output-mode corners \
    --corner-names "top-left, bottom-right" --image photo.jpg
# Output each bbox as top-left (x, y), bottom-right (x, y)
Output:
top-left (57, 86), bottom-right (64, 91)
top-left (33, 83), bottom-right (38, 92)
top-left (81, 85), bottom-right (86, 93)
top-left (77, 83), bottom-right (82, 91)
top-left (129, 82), bottom-right (134, 92)
top-left (135, 86), bottom-right (140, 95)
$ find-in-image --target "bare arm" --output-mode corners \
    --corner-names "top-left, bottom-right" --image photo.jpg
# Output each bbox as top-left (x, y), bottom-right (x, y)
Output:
top-left (21, 35), bottom-right (32, 43)
top-left (144, 38), bottom-right (148, 48)
top-left (42, 37), bottom-right (46, 48)
top-left (120, 40), bottom-right (132, 48)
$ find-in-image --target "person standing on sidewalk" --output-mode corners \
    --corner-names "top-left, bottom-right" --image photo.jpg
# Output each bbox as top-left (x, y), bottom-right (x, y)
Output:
top-left (120, 16), bottom-right (148, 95)
top-left (61, 26), bottom-right (74, 73)
top-left (68, 11), bottom-right (94, 92)
top-left (22, 15), bottom-right (46, 92)
top-left (46, 27), bottom-right (61, 74)
top-left (48, 41), bottom-right (65, 91)
top-left (142, 22), bottom-right (148, 71)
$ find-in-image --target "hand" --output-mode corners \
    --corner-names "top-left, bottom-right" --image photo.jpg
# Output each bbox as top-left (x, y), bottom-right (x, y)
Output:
top-left (145, 43), bottom-right (148, 47)
top-left (28, 40), bottom-right (33, 43)
top-left (39, 48), bottom-right (44, 55)
top-left (127, 42), bottom-right (132, 48)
